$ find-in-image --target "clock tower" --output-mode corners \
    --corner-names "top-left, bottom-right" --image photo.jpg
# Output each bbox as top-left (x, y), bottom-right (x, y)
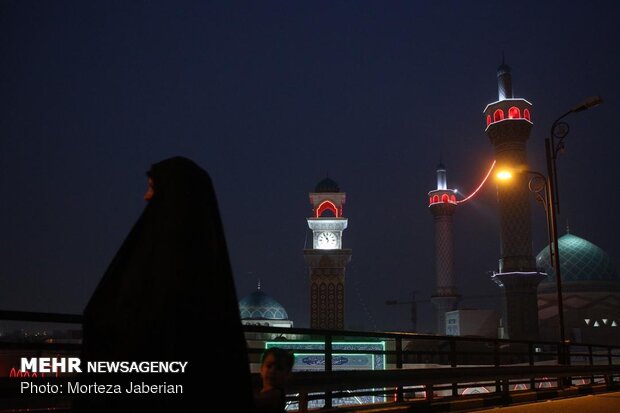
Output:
top-left (304, 177), bottom-right (352, 330)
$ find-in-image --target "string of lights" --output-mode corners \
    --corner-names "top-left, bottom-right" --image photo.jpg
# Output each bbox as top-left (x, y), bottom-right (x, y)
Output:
top-left (456, 160), bottom-right (496, 204)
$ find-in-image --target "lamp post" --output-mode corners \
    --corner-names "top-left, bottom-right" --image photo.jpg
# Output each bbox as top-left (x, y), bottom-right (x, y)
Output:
top-left (546, 96), bottom-right (602, 349)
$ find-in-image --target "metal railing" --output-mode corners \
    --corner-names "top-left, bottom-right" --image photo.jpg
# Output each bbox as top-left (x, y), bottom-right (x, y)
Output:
top-left (0, 311), bottom-right (619, 412)
top-left (243, 325), bottom-right (620, 412)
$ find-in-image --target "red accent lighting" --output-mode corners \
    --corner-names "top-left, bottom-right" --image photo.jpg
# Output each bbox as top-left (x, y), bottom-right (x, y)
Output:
top-left (493, 109), bottom-right (504, 122)
top-left (450, 195), bottom-right (456, 203)
top-left (433, 195), bottom-right (439, 203)
top-left (486, 115), bottom-right (491, 126)
top-left (316, 200), bottom-right (339, 217)
top-left (441, 194), bottom-right (449, 203)
top-left (524, 108), bottom-right (531, 121)
top-left (456, 160), bottom-right (496, 204)
top-left (508, 106), bottom-right (520, 119)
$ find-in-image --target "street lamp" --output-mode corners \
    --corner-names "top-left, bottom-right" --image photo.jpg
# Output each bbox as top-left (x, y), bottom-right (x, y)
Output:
top-left (548, 96), bottom-right (603, 214)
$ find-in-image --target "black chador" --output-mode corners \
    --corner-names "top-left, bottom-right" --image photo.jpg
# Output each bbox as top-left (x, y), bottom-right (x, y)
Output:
top-left (77, 157), bottom-right (253, 411)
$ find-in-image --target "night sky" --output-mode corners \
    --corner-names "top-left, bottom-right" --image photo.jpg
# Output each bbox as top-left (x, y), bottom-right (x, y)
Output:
top-left (2, 1), bottom-right (619, 333)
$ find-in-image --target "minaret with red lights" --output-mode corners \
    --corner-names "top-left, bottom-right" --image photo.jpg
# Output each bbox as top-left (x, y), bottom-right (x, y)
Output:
top-left (483, 61), bottom-right (544, 340)
top-left (428, 163), bottom-right (460, 334)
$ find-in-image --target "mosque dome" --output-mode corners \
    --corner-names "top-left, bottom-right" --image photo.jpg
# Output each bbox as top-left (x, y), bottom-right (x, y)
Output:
top-left (239, 290), bottom-right (289, 320)
top-left (537, 233), bottom-right (617, 284)
top-left (315, 177), bottom-right (340, 193)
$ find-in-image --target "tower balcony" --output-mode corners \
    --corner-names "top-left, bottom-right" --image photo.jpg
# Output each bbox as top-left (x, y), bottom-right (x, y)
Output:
top-left (484, 98), bottom-right (533, 131)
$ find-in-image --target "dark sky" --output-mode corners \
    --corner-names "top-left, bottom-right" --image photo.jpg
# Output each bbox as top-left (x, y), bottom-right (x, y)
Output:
top-left (1, 1), bottom-right (619, 333)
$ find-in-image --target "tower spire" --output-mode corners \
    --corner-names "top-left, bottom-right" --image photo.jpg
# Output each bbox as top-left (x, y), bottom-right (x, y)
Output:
top-left (497, 56), bottom-right (513, 100)
top-left (436, 159), bottom-right (447, 190)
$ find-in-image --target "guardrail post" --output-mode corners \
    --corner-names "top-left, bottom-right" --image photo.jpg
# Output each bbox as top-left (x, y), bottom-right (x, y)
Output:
top-left (450, 339), bottom-right (458, 396)
top-left (449, 339), bottom-right (457, 367)
top-left (494, 340), bottom-right (501, 394)
top-left (588, 345), bottom-right (595, 385)
top-left (529, 342), bottom-right (535, 390)
top-left (607, 346), bottom-right (613, 387)
top-left (396, 337), bottom-right (404, 402)
top-left (557, 342), bottom-right (565, 390)
top-left (425, 383), bottom-right (433, 402)
top-left (325, 334), bottom-right (333, 409)
top-left (299, 392), bottom-right (308, 413)
top-left (564, 342), bottom-right (572, 388)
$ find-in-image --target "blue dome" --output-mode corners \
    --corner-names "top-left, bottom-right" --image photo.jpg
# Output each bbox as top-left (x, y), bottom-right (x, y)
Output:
top-left (315, 177), bottom-right (340, 193)
top-left (239, 290), bottom-right (288, 320)
top-left (537, 233), bottom-right (617, 284)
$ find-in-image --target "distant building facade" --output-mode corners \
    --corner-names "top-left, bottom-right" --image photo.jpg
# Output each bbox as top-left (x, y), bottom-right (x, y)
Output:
top-left (445, 309), bottom-right (499, 338)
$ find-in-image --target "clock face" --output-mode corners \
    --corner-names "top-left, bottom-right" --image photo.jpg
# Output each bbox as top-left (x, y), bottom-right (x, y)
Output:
top-left (317, 232), bottom-right (338, 249)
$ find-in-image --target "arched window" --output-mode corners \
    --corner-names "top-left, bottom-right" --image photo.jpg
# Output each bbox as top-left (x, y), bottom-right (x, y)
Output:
top-left (316, 200), bottom-right (339, 217)
top-left (493, 109), bottom-right (504, 122)
top-left (441, 194), bottom-right (449, 203)
top-left (486, 115), bottom-right (491, 126)
top-left (433, 195), bottom-right (439, 203)
top-left (429, 196), bottom-right (433, 205)
top-left (450, 195), bottom-right (456, 203)
top-left (508, 106), bottom-right (520, 119)
top-left (524, 108), bottom-right (531, 121)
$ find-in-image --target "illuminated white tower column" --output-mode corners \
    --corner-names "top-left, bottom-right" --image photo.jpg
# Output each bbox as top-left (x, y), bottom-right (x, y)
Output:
top-left (428, 163), bottom-right (460, 334)
top-left (304, 177), bottom-right (352, 330)
top-left (483, 61), bottom-right (544, 340)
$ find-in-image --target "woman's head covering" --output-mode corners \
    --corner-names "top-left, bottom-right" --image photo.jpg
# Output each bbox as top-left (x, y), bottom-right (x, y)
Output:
top-left (80, 157), bottom-right (253, 411)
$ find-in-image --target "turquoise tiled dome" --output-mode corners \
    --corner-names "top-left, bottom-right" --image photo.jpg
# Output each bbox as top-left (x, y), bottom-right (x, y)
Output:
top-left (537, 233), bottom-right (617, 284)
top-left (239, 290), bottom-right (288, 320)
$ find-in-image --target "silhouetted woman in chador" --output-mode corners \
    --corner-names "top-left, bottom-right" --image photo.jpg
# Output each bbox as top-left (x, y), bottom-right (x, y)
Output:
top-left (78, 157), bottom-right (253, 412)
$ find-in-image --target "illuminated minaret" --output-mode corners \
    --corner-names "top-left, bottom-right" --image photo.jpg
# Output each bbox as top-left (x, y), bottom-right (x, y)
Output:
top-left (428, 163), bottom-right (459, 334)
top-left (304, 177), bottom-right (352, 330)
top-left (483, 61), bottom-right (544, 340)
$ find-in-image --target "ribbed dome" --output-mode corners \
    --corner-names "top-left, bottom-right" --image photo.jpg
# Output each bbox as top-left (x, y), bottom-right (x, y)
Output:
top-left (537, 233), bottom-right (617, 284)
top-left (239, 290), bottom-right (288, 320)
top-left (315, 177), bottom-right (340, 193)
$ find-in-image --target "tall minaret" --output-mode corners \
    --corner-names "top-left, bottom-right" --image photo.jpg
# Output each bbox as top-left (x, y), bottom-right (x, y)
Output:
top-left (428, 163), bottom-right (459, 334)
top-left (304, 177), bottom-right (352, 330)
top-left (483, 61), bottom-right (544, 340)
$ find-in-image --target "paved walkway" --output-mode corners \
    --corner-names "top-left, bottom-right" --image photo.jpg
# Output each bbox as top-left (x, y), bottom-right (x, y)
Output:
top-left (474, 391), bottom-right (620, 412)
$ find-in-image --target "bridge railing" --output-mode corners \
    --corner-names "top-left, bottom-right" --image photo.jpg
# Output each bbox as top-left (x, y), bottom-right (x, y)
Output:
top-left (0, 311), bottom-right (618, 412)
top-left (242, 325), bottom-right (620, 411)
